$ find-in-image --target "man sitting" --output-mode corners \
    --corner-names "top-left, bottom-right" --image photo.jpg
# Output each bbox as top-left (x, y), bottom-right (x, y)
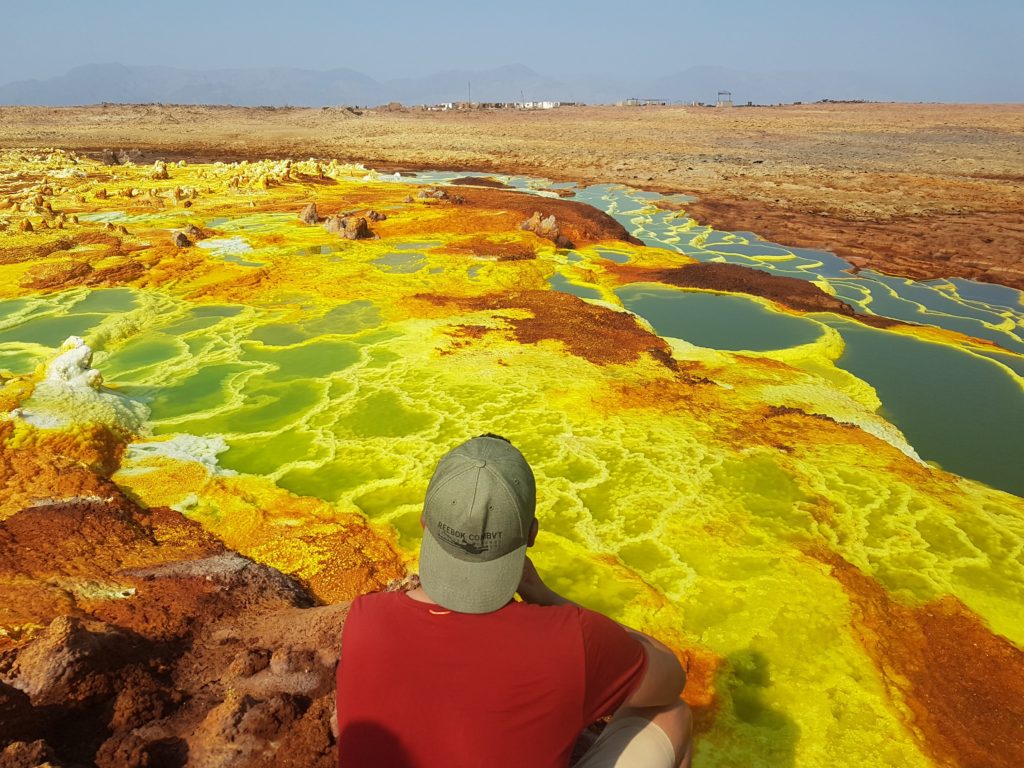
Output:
top-left (336, 434), bottom-right (693, 767)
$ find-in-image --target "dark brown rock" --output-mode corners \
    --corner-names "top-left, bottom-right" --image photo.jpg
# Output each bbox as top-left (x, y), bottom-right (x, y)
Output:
top-left (172, 232), bottom-right (192, 248)
top-left (3, 616), bottom-right (142, 708)
top-left (95, 729), bottom-right (187, 768)
top-left (0, 682), bottom-right (35, 744)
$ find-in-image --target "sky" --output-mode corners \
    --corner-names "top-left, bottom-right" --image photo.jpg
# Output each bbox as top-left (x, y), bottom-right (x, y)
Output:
top-left (0, 0), bottom-right (1021, 101)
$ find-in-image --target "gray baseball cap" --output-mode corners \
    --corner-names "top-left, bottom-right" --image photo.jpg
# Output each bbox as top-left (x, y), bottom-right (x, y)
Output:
top-left (419, 435), bottom-right (536, 613)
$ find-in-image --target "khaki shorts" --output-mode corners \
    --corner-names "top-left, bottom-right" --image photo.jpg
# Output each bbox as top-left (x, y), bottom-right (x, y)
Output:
top-left (574, 717), bottom-right (676, 768)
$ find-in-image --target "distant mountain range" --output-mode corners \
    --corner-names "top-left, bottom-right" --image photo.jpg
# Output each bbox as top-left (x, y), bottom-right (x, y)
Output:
top-left (0, 62), bottom-right (921, 107)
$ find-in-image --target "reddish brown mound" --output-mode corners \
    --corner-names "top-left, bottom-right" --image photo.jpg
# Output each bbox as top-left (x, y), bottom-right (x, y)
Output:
top-left (609, 261), bottom-right (907, 329)
top-left (448, 176), bottom-right (513, 189)
top-left (612, 262), bottom-right (855, 315)
top-left (0, 497), bottom-right (225, 637)
top-left (19, 259), bottom-right (94, 289)
top-left (450, 187), bottom-right (642, 248)
top-left (684, 197), bottom-right (1024, 292)
top-left (441, 236), bottom-right (536, 261)
top-left (0, 495), bottom-right (356, 768)
top-left (0, 421), bottom-right (128, 518)
top-left (423, 290), bottom-right (672, 366)
top-left (20, 257), bottom-right (148, 290)
top-left (817, 551), bottom-right (1024, 768)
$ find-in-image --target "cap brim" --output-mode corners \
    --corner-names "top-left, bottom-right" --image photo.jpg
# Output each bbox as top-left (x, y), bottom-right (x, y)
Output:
top-left (419, 528), bottom-right (526, 614)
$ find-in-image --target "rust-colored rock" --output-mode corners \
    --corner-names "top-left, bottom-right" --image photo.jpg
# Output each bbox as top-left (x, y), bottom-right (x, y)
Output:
top-left (817, 551), bottom-right (1024, 768)
top-left (0, 494), bottom-right (353, 768)
top-left (610, 261), bottom-right (855, 315)
top-left (443, 236), bottom-right (536, 261)
top-left (608, 261), bottom-right (911, 328)
top-left (422, 289), bottom-right (672, 366)
top-left (20, 259), bottom-right (93, 289)
top-left (0, 420), bottom-right (128, 519)
top-left (457, 187), bottom-right (641, 248)
top-left (4, 616), bottom-right (145, 708)
top-left (90, 258), bottom-right (147, 286)
top-left (449, 176), bottom-right (513, 189)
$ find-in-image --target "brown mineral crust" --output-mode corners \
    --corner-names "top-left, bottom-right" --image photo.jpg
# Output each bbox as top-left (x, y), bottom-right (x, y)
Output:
top-left (817, 551), bottom-right (1024, 768)
top-left (609, 261), bottom-right (907, 329)
top-left (1, 497), bottom-right (223, 579)
top-left (0, 488), bottom-right (369, 767)
top-left (683, 196), bottom-right (1024, 291)
top-left (664, 640), bottom-right (722, 735)
top-left (448, 176), bottom-right (513, 189)
top-left (422, 290), bottom-right (672, 366)
top-left (732, 406), bottom-right (856, 461)
top-left (0, 497), bottom-right (225, 638)
top-left (0, 422), bottom-right (129, 519)
top-left (0, 227), bottom-right (128, 265)
top-left (0, 238), bottom-right (75, 266)
top-left (445, 187), bottom-right (642, 248)
top-left (441, 235), bottom-right (537, 261)
top-left (19, 259), bottom-right (94, 289)
top-left (609, 261), bottom-right (855, 315)
top-left (19, 256), bottom-right (148, 290)
top-left (292, 526), bottom-right (407, 605)
top-left (88, 258), bottom-right (147, 286)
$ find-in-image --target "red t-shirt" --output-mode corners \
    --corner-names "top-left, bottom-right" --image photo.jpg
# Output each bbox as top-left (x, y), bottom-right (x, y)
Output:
top-left (336, 590), bottom-right (647, 768)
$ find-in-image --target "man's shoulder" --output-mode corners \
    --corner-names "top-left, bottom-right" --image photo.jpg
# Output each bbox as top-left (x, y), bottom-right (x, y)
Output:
top-left (502, 599), bottom-right (584, 621)
top-left (350, 589), bottom-right (404, 610)
top-left (346, 589), bottom-right (403, 622)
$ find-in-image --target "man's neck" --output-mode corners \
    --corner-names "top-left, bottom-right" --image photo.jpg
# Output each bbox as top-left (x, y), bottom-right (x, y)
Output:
top-left (405, 586), bottom-right (438, 604)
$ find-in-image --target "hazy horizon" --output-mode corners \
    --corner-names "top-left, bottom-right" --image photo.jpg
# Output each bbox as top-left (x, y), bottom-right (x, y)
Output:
top-left (1, 0), bottom-right (1022, 103)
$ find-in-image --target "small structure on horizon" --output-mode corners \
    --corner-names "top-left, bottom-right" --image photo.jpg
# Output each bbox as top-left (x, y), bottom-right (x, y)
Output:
top-left (716, 91), bottom-right (733, 108)
top-left (516, 101), bottom-right (560, 110)
top-left (421, 100), bottom-right (564, 111)
top-left (620, 98), bottom-right (667, 107)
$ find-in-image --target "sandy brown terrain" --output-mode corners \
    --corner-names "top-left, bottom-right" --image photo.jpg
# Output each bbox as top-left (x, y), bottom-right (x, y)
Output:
top-left (1, 102), bottom-right (1022, 288)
